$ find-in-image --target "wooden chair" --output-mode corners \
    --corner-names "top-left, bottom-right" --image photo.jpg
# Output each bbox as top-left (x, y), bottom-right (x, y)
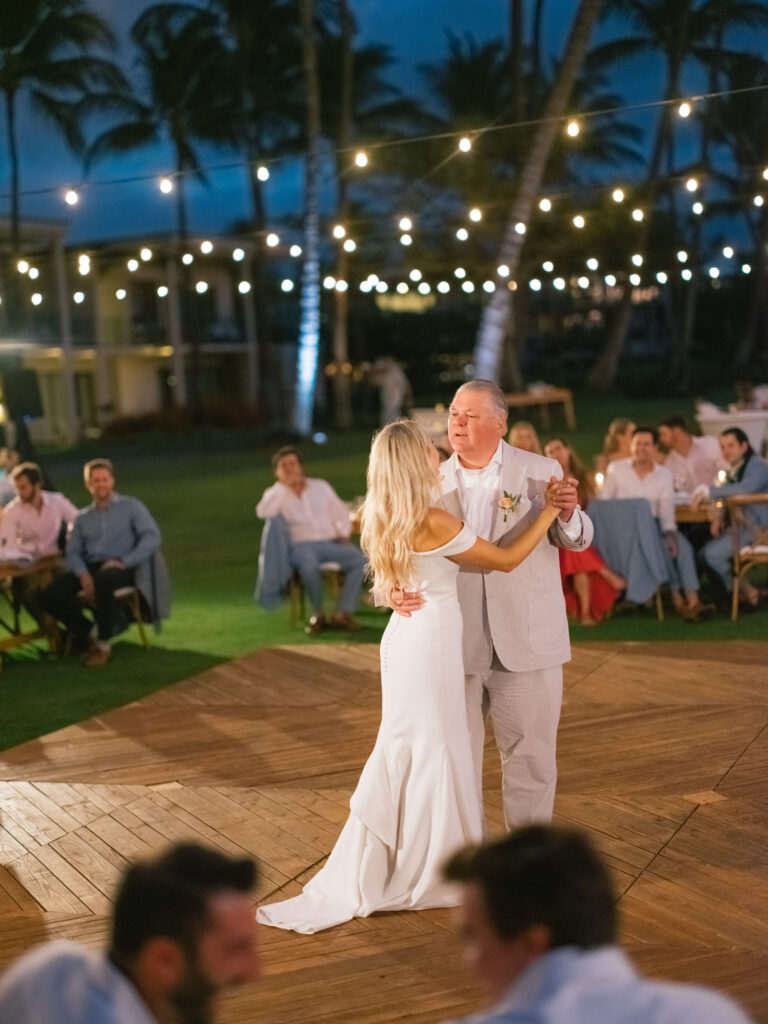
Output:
top-left (77, 584), bottom-right (151, 649)
top-left (287, 563), bottom-right (344, 626)
top-left (725, 493), bottom-right (768, 621)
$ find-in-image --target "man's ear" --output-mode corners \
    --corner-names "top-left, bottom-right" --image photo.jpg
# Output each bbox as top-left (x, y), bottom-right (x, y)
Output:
top-left (136, 936), bottom-right (186, 988)
top-left (515, 924), bottom-right (552, 967)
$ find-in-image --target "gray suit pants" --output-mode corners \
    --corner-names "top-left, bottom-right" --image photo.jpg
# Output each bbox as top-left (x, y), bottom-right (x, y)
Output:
top-left (465, 656), bottom-right (563, 830)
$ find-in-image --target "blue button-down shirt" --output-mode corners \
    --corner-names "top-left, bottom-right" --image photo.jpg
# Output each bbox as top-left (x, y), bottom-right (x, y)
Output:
top-left (66, 493), bottom-right (161, 576)
top-left (447, 947), bottom-right (754, 1024)
top-left (0, 941), bottom-right (156, 1024)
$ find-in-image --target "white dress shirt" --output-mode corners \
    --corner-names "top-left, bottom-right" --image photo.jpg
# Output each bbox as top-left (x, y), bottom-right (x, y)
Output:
top-left (455, 441), bottom-right (581, 539)
top-left (600, 458), bottom-right (676, 533)
top-left (256, 477), bottom-right (351, 543)
top-left (0, 490), bottom-right (78, 560)
top-left (664, 435), bottom-right (725, 493)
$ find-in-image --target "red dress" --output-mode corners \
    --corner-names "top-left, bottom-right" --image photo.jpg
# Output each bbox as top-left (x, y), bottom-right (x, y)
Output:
top-left (559, 491), bottom-right (620, 623)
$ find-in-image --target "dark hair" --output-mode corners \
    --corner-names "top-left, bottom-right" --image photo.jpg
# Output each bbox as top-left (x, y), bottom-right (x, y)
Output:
top-left (11, 462), bottom-right (42, 486)
top-left (632, 426), bottom-right (658, 445)
top-left (720, 427), bottom-right (754, 455)
top-left (110, 843), bottom-right (257, 962)
top-left (659, 415), bottom-right (687, 431)
top-left (544, 437), bottom-right (595, 505)
top-left (271, 445), bottom-right (302, 469)
top-left (443, 825), bottom-right (616, 949)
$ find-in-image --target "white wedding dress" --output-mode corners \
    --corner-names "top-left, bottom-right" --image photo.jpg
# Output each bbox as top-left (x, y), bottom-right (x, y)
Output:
top-left (256, 523), bottom-right (483, 933)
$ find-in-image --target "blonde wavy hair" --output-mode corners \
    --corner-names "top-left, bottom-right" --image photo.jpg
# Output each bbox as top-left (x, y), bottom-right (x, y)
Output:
top-left (360, 420), bottom-right (440, 600)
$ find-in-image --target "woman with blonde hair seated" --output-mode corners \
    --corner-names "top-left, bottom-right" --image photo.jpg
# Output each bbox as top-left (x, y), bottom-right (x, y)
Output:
top-left (507, 419), bottom-right (543, 454)
top-left (257, 420), bottom-right (563, 933)
top-left (544, 436), bottom-right (625, 625)
top-left (596, 417), bottom-right (635, 472)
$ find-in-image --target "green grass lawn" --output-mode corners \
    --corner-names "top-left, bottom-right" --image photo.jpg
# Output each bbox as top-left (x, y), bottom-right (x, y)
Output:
top-left (1, 391), bottom-right (764, 753)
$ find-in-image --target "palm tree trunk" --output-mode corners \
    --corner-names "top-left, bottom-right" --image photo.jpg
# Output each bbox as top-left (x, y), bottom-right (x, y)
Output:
top-left (6, 91), bottom-right (20, 256)
top-left (331, 0), bottom-right (354, 428)
top-left (293, 0), bottom-right (323, 436)
top-left (473, 0), bottom-right (603, 382)
top-left (509, 0), bottom-right (524, 122)
top-left (174, 154), bottom-right (199, 418)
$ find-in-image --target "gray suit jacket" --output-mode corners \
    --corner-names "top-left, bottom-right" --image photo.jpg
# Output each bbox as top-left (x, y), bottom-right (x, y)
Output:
top-left (439, 442), bottom-right (594, 673)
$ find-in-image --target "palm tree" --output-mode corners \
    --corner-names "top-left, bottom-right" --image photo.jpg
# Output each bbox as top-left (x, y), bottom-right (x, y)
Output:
top-left (472, 0), bottom-right (605, 383)
top-left (585, 0), bottom-right (768, 390)
top-left (293, 0), bottom-right (322, 435)
top-left (0, 0), bottom-right (125, 256)
top-left (85, 3), bottom-right (232, 416)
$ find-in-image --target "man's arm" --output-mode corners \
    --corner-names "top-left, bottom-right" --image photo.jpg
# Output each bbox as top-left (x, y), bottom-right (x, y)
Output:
top-left (120, 501), bottom-right (161, 569)
top-left (256, 482), bottom-right (289, 519)
top-left (322, 481), bottom-right (353, 540)
top-left (65, 516), bottom-right (88, 576)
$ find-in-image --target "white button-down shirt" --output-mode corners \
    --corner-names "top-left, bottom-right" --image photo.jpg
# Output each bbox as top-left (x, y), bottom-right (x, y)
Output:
top-left (0, 490), bottom-right (78, 560)
top-left (256, 477), bottom-right (351, 544)
top-left (601, 458), bottom-right (676, 532)
top-left (664, 435), bottom-right (725, 493)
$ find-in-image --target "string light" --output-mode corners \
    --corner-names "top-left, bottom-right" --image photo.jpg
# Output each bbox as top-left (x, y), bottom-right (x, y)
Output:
top-left (343, 239), bottom-right (356, 252)
top-left (73, 291), bottom-right (85, 303)
top-left (677, 250), bottom-right (688, 262)
top-left (578, 276), bottom-right (589, 289)
top-left (629, 273), bottom-right (641, 285)
top-left (375, 281), bottom-right (388, 292)
top-left (409, 269), bottom-right (422, 281)
top-left (723, 246), bottom-right (734, 258)
top-left (140, 247), bottom-right (152, 261)
top-left (631, 254), bottom-right (643, 266)
top-left (265, 233), bottom-right (279, 247)
top-left (754, 195), bottom-right (765, 207)
top-left (604, 274), bottom-right (617, 286)
top-left (454, 267), bottom-right (466, 279)
top-left (400, 233), bottom-right (412, 245)
top-left (685, 177), bottom-right (698, 191)
top-left (708, 266), bottom-right (719, 278)
top-left (157, 285), bottom-right (168, 297)
top-left (437, 281), bottom-right (450, 293)
top-left (497, 264), bottom-right (510, 276)
top-left (239, 281), bottom-right (252, 293)
top-left (17, 260), bottom-right (29, 274)
top-left (399, 217), bottom-right (412, 231)
top-left (566, 120), bottom-right (580, 137)
top-left (742, 263), bottom-right (752, 274)
top-left (612, 188), bottom-right (624, 202)
top-left (462, 281), bottom-right (475, 293)
top-left (182, 253), bottom-right (194, 265)
top-left (763, 168), bottom-right (768, 180)
top-left (31, 293), bottom-right (43, 305)
top-left (539, 198), bottom-right (552, 212)
top-left (514, 222), bottom-right (526, 234)
top-left (195, 281), bottom-right (208, 293)
top-left (542, 261), bottom-right (554, 272)
top-left (360, 281), bottom-right (372, 292)
top-left (257, 165), bottom-right (270, 181)
top-left (553, 277), bottom-right (565, 290)
top-left (692, 201), bottom-right (704, 214)
top-left (64, 188), bottom-right (79, 206)
top-left (458, 136), bottom-right (472, 152)
top-left (323, 276), bottom-right (336, 289)
top-left (332, 224), bottom-right (346, 239)
top-left (289, 245), bottom-right (302, 257)
top-left (586, 258), bottom-right (599, 270)
top-left (116, 288), bottom-right (127, 299)
top-left (573, 215), bottom-right (585, 228)
top-left (200, 240), bottom-right (214, 253)
top-left (354, 151), bottom-right (368, 167)
top-left (419, 282), bottom-right (431, 294)
top-left (678, 101), bottom-right (692, 117)
top-left (632, 208), bottom-right (644, 221)
top-left (681, 268), bottom-right (692, 281)
top-left (336, 280), bottom-right (348, 292)
top-left (468, 207), bottom-right (482, 222)
top-left (397, 282), bottom-right (408, 294)
top-left (456, 228), bottom-right (469, 240)
top-left (127, 259), bottom-right (139, 271)
top-left (233, 247), bottom-right (245, 261)
top-left (530, 278), bottom-right (542, 291)
top-left (28, 267), bottom-right (39, 279)
top-left (656, 271), bottom-right (667, 284)
top-left (158, 177), bottom-right (173, 193)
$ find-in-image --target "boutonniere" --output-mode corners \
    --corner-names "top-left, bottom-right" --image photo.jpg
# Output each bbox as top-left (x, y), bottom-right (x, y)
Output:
top-left (498, 490), bottom-right (520, 522)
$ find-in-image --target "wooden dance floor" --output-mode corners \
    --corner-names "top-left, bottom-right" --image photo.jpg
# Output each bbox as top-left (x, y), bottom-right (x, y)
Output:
top-left (0, 640), bottom-right (766, 1022)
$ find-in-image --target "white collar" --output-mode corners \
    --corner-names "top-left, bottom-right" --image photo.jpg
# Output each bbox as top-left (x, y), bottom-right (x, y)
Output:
top-left (456, 439), bottom-right (504, 474)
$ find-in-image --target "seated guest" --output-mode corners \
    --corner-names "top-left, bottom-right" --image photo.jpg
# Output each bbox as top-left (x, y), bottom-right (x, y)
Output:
top-left (256, 446), bottom-right (366, 634)
top-left (40, 458), bottom-right (166, 667)
top-left (543, 438), bottom-right (625, 625)
top-left (442, 825), bottom-right (754, 1024)
top-left (507, 420), bottom-right (542, 454)
top-left (0, 447), bottom-right (19, 505)
top-left (658, 415), bottom-right (725, 493)
top-left (695, 427), bottom-right (768, 609)
top-left (595, 416), bottom-right (635, 472)
top-left (0, 842), bottom-right (262, 1024)
top-left (0, 462), bottom-right (78, 625)
top-left (600, 428), bottom-right (706, 621)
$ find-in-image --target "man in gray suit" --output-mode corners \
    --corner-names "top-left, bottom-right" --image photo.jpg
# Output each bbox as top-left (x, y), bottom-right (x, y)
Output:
top-left (395, 380), bottom-right (593, 827)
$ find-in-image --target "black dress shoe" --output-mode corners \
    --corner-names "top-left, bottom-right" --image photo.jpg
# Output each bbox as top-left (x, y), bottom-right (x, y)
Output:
top-left (305, 614), bottom-right (327, 635)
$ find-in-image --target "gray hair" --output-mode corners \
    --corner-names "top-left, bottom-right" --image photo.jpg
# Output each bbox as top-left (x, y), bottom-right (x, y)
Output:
top-left (453, 379), bottom-right (508, 421)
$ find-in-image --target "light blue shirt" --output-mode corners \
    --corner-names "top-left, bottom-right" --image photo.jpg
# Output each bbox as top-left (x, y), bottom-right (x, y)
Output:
top-left (67, 493), bottom-right (161, 576)
top-left (0, 941), bottom-right (156, 1024)
top-left (447, 946), bottom-right (754, 1024)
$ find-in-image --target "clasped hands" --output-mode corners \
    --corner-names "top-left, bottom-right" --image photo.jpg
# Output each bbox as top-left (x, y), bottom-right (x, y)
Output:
top-left (79, 559), bottom-right (125, 601)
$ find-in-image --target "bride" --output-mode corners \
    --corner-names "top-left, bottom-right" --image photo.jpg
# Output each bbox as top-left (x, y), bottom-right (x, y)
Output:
top-left (257, 420), bottom-right (562, 933)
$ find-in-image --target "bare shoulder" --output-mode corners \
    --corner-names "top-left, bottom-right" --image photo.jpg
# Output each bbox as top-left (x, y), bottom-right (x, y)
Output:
top-left (414, 507), bottom-right (464, 552)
